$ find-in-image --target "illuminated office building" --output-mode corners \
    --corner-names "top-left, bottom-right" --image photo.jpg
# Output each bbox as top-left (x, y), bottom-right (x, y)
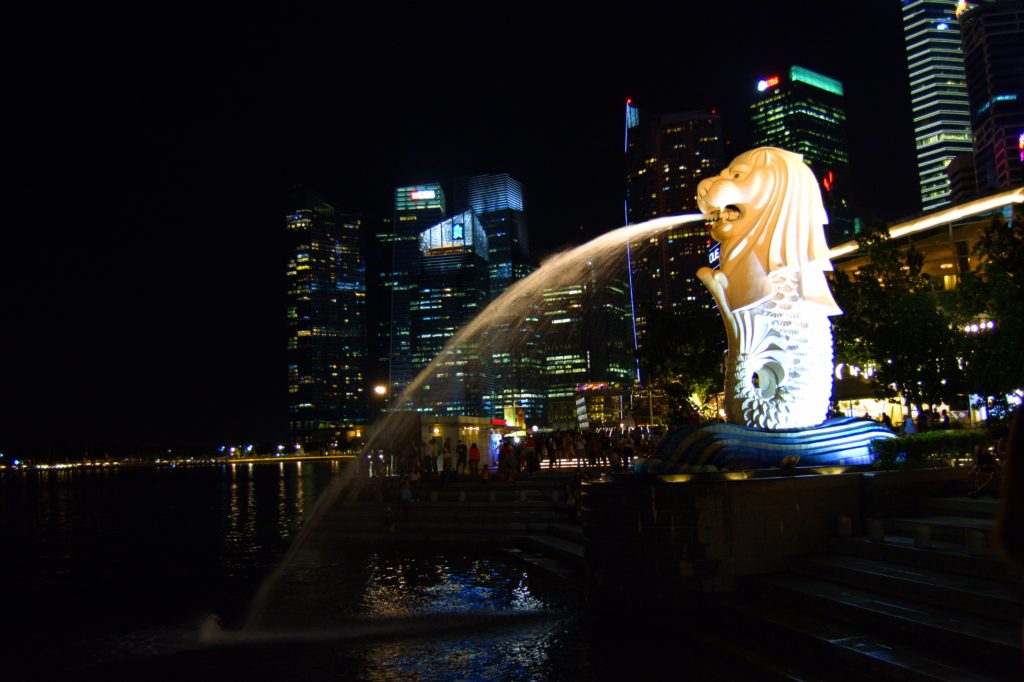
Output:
top-left (376, 184), bottom-right (446, 401)
top-left (410, 211), bottom-right (493, 415)
top-left (624, 104), bottom-right (723, 377)
top-left (750, 65), bottom-right (856, 242)
top-left (452, 173), bottom-right (544, 423)
top-left (958, 0), bottom-right (1024, 193)
top-left (541, 271), bottom-right (635, 427)
top-left (452, 173), bottom-right (531, 299)
top-left (901, 0), bottom-right (975, 211)
top-left (285, 189), bottom-right (367, 443)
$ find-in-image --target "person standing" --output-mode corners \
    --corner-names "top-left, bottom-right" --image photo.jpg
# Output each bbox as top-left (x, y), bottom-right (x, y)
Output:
top-left (523, 434), bottom-right (537, 473)
top-left (442, 437), bottom-right (454, 483)
top-left (456, 439), bottom-right (468, 475)
top-left (468, 442), bottom-right (480, 477)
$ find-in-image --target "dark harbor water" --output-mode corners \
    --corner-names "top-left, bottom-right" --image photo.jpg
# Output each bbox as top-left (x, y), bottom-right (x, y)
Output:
top-left (1, 462), bottom-right (749, 681)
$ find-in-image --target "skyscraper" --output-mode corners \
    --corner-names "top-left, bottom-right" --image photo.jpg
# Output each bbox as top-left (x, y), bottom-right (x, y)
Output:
top-left (958, 0), bottom-right (1024, 193)
top-left (410, 211), bottom-right (492, 415)
top-left (452, 174), bottom-right (531, 300)
top-left (452, 173), bottom-right (544, 423)
top-left (285, 189), bottom-right (366, 444)
top-left (901, 0), bottom-right (975, 211)
top-left (377, 184), bottom-right (446, 401)
top-left (750, 65), bottom-right (855, 241)
top-left (624, 105), bottom-right (724, 370)
top-left (541, 272), bottom-right (635, 427)
top-left (750, 66), bottom-right (850, 171)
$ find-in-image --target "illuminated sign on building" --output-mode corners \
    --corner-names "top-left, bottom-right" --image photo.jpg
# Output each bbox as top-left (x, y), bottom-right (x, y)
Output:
top-left (419, 210), bottom-right (488, 259)
top-left (822, 169), bottom-right (835, 193)
top-left (1019, 130), bottom-right (1023, 162)
top-left (576, 382), bottom-right (609, 392)
top-left (757, 75), bottom-right (781, 92)
top-left (410, 189), bottom-right (437, 201)
top-left (708, 243), bottom-right (721, 267)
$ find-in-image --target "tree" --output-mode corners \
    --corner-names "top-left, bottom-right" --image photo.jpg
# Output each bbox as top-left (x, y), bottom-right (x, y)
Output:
top-left (638, 308), bottom-right (725, 422)
top-left (955, 207), bottom-right (1024, 419)
top-left (832, 226), bottom-right (962, 413)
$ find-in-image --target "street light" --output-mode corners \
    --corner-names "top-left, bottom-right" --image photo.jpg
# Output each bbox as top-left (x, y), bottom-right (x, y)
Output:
top-left (373, 384), bottom-right (388, 418)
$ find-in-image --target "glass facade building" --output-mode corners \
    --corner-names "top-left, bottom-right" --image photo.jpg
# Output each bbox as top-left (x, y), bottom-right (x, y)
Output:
top-left (377, 184), bottom-right (446, 401)
top-left (750, 65), bottom-right (856, 242)
top-left (901, 0), bottom-right (975, 211)
top-left (410, 211), bottom-right (493, 416)
top-left (624, 105), bottom-right (724, 381)
top-left (959, 0), bottom-right (1024, 194)
top-left (285, 189), bottom-right (367, 443)
top-left (452, 173), bottom-right (543, 423)
top-left (541, 270), bottom-right (635, 428)
top-left (452, 173), bottom-right (531, 300)
top-left (750, 66), bottom-right (849, 171)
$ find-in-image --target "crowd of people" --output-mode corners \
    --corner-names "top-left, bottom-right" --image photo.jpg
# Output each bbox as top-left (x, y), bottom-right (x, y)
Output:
top-left (377, 427), bottom-right (657, 484)
top-left (897, 407), bottom-right (953, 433)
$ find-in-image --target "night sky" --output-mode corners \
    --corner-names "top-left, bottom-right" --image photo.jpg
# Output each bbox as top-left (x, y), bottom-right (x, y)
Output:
top-left (3, 2), bottom-right (922, 455)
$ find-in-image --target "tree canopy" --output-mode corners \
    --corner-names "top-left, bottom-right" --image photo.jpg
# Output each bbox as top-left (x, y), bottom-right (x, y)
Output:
top-left (831, 226), bottom-right (962, 411)
top-left (638, 308), bottom-right (725, 421)
top-left (954, 207), bottom-right (1024, 415)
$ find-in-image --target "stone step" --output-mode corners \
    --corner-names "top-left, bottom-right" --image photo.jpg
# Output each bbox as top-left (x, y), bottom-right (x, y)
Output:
top-left (831, 536), bottom-right (1018, 583)
top-left (503, 546), bottom-right (583, 585)
top-left (793, 554), bottom-right (1024, 623)
top-left (545, 522), bottom-right (584, 544)
top-left (521, 533), bottom-right (584, 567)
top-left (919, 495), bottom-right (1001, 519)
top-left (415, 477), bottom-right (571, 491)
top-left (317, 529), bottom-right (539, 545)
top-left (327, 503), bottom-right (561, 520)
top-left (334, 500), bottom-right (555, 509)
top-left (889, 515), bottom-right (994, 547)
top-left (716, 591), bottom-right (1002, 681)
top-left (747, 572), bottom-right (1021, 666)
top-left (322, 515), bottom-right (561, 532)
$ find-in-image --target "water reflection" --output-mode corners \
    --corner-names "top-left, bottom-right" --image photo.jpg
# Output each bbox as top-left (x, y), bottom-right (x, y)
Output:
top-left (242, 548), bottom-right (569, 680)
top-left (359, 554), bottom-right (548, 618)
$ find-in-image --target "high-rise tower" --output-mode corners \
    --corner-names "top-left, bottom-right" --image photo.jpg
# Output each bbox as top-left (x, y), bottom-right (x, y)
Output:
top-left (901, 0), bottom-right (975, 211)
top-left (452, 173), bottom-right (544, 423)
top-left (958, 0), bottom-right (1024, 193)
top-left (624, 105), bottom-right (724, 365)
top-left (750, 66), bottom-right (850, 171)
top-left (452, 174), bottom-right (531, 300)
top-left (541, 271), bottom-right (635, 428)
top-left (285, 189), bottom-right (366, 444)
top-left (750, 65), bottom-right (856, 242)
top-left (410, 211), bottom-right (492, 415)
top-left (377, 184), bottom-right (446, 401)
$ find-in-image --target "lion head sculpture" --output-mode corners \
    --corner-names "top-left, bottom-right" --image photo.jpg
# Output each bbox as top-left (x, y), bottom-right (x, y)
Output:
top-left (696, 147), bottom-right (841, 316)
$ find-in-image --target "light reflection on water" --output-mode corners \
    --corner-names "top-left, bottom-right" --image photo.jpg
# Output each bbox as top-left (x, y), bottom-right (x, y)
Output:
top-left (243, 548), bottom-right (572, 681)
top-left (359, 554), bottom-right (547, 618)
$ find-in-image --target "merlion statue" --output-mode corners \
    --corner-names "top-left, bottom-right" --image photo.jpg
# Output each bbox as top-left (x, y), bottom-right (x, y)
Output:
top-left (696, 147), bottom-right (841, 430)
